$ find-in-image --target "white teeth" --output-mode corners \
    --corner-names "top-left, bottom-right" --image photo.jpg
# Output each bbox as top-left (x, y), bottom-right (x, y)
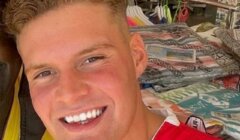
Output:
top-left (65, 116), bottom-right (74, 123)
top-left (92, 109), bottom-right (96, 118)
top-left (79, 113), bottom-right (87, 121)
top-left (73, 115), bottom-right (80, 122)
top-left (96, 110), bottom-right (100, 116)
top-left (64, 108), bottom-right (104, 124)
top-left (87, 111), bottom-right (92, 119)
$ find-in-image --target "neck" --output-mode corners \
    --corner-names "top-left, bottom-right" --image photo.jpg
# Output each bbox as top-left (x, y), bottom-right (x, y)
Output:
top-left (123, 99), bottom-right (165, 140)
top-left (145, 105), bottom-right (165, 139)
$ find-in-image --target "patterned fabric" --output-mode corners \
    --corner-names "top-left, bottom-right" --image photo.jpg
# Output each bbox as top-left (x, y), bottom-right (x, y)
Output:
top-left (131, 23), bottom-right (240, 92)
top-left (146, 82), bottom-right (240, 140)
top-left (215, 29), bottom-right (240, 60)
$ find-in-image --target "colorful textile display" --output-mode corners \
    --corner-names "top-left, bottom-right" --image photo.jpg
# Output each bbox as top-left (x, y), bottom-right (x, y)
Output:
top-left (138, 23), bottom-right (240, 140)
top-left (215, 28), bottom-right (240, 60)
top-left (143, 82), bottom-right (240, 140)
top-left (131, 23), bottom-right (240, 92)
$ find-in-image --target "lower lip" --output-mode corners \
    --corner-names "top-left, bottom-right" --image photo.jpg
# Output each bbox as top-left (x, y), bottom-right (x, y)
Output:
top-left (61, 108), bottom-right (107, 132)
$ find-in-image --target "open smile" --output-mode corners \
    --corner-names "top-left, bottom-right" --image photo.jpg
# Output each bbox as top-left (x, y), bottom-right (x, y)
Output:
top-left (60, 106), bottom-right (107, 128)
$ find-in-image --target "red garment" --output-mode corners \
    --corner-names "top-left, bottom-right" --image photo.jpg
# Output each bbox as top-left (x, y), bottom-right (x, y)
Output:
top-left (153, 122), bottom-right (220, 140)
top-left (127, 17), bottom-right (138, 27)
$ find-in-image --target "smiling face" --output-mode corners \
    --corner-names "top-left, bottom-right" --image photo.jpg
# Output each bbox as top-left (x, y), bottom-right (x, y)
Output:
top-left (17, 2), bottom-right (147, 140)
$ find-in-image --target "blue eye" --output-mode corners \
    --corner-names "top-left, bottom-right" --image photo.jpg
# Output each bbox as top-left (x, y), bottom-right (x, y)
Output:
top-left (84, 56), bottom-right (105, 64)
top-left (34, 70), bottom-right (55, 79)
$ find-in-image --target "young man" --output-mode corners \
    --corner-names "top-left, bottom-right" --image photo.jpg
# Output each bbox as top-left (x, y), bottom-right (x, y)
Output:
top-left (3, 0), bottom-right (220, 140)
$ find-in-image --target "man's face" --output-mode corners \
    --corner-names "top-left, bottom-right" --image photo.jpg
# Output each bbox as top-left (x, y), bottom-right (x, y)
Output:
top-left (18, 2), bottom-right (147, 140)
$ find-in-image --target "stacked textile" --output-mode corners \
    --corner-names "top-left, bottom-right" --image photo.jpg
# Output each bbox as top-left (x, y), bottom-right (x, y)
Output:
top-left (215, 29), bottom-right (240, 62)
top-left (135, 23), bottom-right (240, 140)
top-left (214, 28), bottom-right (240, 92)
top-left (131, 23), bottom-right (240, 92)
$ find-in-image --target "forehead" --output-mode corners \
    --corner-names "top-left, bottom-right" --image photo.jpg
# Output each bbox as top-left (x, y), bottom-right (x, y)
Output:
top-left (21, 3), bottom-right (111, 32)
top-left (17, 2), bottom-right (123, 45)
top-left (17, 2), bottom-right (128, 62)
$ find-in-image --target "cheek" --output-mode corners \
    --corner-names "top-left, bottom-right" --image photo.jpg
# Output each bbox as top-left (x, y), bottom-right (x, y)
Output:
top-left (91, 65), bottom-right (140, 130)
top-left (92, 63), bottom-right (136, 92)
top-left (29, 85), bottom-right (54, 121)
top-left (89, 64), bottom-right (138, 109)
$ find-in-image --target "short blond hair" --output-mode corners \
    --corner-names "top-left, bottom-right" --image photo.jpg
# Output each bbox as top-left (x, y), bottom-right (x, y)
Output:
top-left (3, 0), bottom-right (127, 36)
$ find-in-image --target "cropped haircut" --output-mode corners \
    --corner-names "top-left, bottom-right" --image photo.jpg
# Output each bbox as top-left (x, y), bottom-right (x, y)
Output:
top-left (3, 0), bottom-right (127, 37)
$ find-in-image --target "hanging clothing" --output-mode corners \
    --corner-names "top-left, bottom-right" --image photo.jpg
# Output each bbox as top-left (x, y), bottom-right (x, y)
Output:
top-left (126, 5), bottom-right (154, 26)
top-left (127, 17), bottom-right (138, 26)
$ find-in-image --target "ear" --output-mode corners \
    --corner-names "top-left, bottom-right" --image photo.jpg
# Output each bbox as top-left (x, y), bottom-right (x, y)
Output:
top-left (129, 33), bottom-right (148, 78)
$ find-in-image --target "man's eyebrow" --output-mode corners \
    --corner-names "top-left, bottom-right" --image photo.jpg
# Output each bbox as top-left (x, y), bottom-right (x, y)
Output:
top-left (74, 43), bottom-right (114, 56)
top-left (25, 64), bottom-right (50, 75)
top-left (24, 43), bottom-right (114, 74)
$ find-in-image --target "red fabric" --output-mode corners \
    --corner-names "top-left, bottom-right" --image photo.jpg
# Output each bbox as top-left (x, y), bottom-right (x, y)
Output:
top-left (177, 0), bottom-right (189, 22)
top-left (154, 122), bottom-right (221, 140)
top-left (177, 7), bottom-right (189, 22)
top-left (127, 17), bottom-right (138, 27)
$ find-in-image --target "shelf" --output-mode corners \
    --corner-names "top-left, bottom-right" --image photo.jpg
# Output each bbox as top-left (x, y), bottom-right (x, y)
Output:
top-left (189, 0), bottom-right (238, 10)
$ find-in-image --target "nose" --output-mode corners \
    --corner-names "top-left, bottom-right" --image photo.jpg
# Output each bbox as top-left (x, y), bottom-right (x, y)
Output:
top-left (55, 69), bottom-right (90, 104)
